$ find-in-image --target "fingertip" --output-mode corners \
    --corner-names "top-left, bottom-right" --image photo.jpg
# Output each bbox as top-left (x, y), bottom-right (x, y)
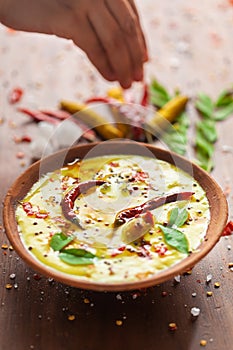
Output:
top-left (120, 79), bottom-right (132, 89)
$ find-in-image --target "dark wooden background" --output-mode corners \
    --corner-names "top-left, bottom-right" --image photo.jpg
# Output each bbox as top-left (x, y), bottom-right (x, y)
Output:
top-left (1, 1), bottom-right (233, 349)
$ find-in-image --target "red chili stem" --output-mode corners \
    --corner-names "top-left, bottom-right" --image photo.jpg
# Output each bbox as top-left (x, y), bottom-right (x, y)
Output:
top-left (114, 191), bottom-right (194, 226)
top-left (61, 180), bottom-right (106, 223)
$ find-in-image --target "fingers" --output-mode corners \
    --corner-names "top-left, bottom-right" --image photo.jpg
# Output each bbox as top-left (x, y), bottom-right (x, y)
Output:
top-left (72, 18), bottom-right (117, 82)
top-left (104, 0), bottom-right (147, 82)
top-left (127, 0), bottom-right (148, 62)
top-left (88, 2), bottom-right (134, 88)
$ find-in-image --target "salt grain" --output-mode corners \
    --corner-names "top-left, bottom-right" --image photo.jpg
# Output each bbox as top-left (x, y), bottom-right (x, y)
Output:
top-left (191, 307), bottom-right (200, 317)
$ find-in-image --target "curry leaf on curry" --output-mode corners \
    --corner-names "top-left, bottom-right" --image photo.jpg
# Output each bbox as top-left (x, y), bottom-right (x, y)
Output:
top-left (50, 233), bottom-right (75, 251)
top-left (168, 207), bottom-right (189, 228)
top-left (59, 251), bottom-right (95, 265)
top-left (158, 225), bottom-right (189, 254)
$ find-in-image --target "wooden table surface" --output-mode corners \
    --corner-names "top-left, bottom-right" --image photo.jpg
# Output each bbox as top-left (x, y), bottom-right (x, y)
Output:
top-left (1, 1), bottom-right (233, 349)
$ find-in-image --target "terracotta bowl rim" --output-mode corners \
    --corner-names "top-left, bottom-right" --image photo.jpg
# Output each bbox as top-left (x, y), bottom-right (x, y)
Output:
top-left (3, 141), bottom-right (228, 291)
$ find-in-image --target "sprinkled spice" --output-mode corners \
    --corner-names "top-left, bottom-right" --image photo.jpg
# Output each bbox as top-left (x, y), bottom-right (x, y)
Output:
top-left (1, 244), bottom-right (8, 250)
top-left (116, 320), bottom-right (123, 326)
top-left (206, 274), bottom-right (212, 283)
top-left (5, 283), bottom-right (13, 290)
top-left (168, 322), bottom-right (177, 331)
top-left (83, 298), bottom-right (90, 304)
top-left (16, 152), bottom-right (25, 159)
top-left (200, 340), bottom-right (207, 347)
top-left (68, 315), bottom-right (76, 321)
top-left (191, 307), bottom-right (200, 317)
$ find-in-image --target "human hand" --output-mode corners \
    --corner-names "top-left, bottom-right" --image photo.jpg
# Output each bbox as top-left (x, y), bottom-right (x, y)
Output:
top-left (0, 0), bottom-right (148, 88)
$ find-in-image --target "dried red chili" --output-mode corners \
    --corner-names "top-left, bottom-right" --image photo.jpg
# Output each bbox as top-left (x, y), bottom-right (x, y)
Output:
top-left (114, 191), bottom-right (194, 226)
top-left (85, 97), bottom-right (111, 104)
top-left (40, 109), bottom-right (71, 120)
top-left (61, 180), bottom-right (106, 224)
top-left (18, 108), bottom-right (59, 124)
top-left (9, 87), bottom-right (24, 104)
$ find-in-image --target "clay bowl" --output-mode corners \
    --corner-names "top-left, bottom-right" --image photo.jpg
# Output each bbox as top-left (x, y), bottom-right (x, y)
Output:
top-left (3, 141), bottom-right (228, 291)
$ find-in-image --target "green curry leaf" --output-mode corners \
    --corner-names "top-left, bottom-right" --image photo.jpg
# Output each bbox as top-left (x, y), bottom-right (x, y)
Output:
top-left (168, 208), bottom-right (189, 228)
top-left (195, 93), bottom-right (214, 118)
top-left (215, 89), bottom-right (233, 107)
top-left (149, 79), bottom-right (171, 108)
top-left (196, 120), bottom-right (217, 143)
top-left (59, 248), bottom-right (96, 265)
top-left (162, 112), bottom-right (189, 155)
top-left (158, 225), bottom-right (189, 254)
top-left (50, 233), bottom-right (75, 251)
top-left (213, 102), bottom-right (233, 121)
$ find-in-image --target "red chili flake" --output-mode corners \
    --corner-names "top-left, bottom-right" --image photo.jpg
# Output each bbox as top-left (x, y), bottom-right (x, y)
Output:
top-left (16, 151), bottom-right (25, 159)
top-left (222, 221), bottom-right (233, 236)
top-left (33, 274), bottom-right (42, 281)
top-left (9, 87), bottom-right (24, 104)
top-left (129, 171), bottom-right (149, 182)
top-left (118, 246), bottom-right (126, 252)
top-left (21, 135), bottom-right (32, 143)
top-left (109, 162), bottom-right (119, 167)
top-left (22, 202), bottom-right (49, 219)
top-left (13, 135), bottom-right (32, 143)
top-left (35, 212), bottom-right (49, 219)
top-left (154, 245), bottom-right (168, 257)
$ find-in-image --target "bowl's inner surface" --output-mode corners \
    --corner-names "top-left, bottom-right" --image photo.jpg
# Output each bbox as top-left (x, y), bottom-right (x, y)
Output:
top-left (3, 142), bottom-right (228, 291)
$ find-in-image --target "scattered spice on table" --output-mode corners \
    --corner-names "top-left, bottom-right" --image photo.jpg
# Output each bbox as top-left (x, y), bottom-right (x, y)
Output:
top-left (168, 322), bottom-right (178, 331)
top-left (5, 283), bottom-right (13, 290)
top-left (1, 244), bottom-right (8, 250)
top-left (8, 87), bottom-right (24, 104)
top-left (68, 315), bottom-right (76, 321)
top-left (200, 339), bottom-right (207, 347)
top-left (191, 307), bottom-right (200, 318)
